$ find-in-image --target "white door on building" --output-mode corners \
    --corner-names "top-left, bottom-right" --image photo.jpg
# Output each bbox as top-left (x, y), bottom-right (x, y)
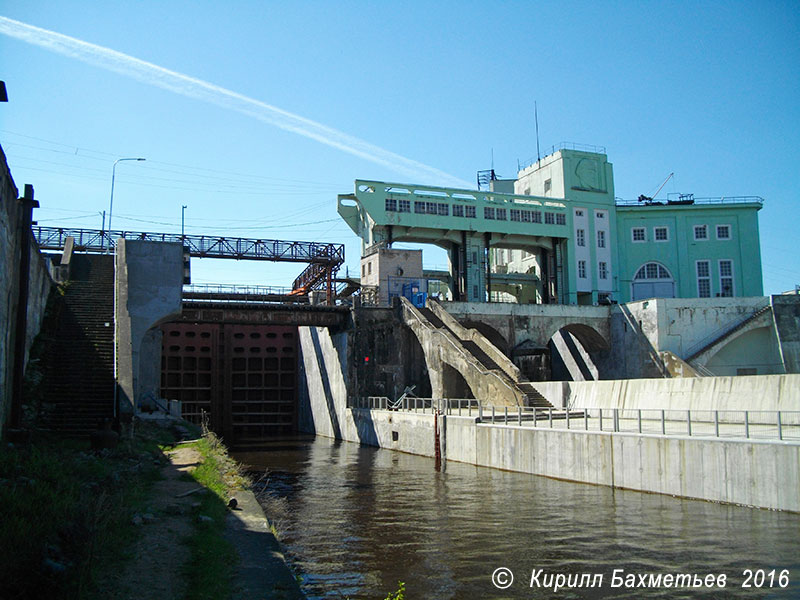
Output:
top-left (631, 262), bottom-right (675, 300)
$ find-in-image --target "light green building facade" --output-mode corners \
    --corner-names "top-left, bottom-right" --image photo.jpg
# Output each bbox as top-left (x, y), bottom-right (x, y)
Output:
top-left (338, 145), bottom-right (764, 305)
top-left (615, 200), bottom-right (763, 302)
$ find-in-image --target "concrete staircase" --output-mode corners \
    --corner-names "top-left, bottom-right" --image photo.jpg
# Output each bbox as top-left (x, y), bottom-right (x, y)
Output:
top-left (39, 254), bottom-right (116, 435)
top-left (405, 299), bottom-right (553, 408)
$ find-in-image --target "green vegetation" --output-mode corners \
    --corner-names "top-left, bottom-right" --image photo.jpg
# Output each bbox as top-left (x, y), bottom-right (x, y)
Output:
top-left (181, 430), bottom-right (249, 600)
top-left (384, 581), bottom-right (406, 600)
top-left (0, 423), bottom-right (174, 600)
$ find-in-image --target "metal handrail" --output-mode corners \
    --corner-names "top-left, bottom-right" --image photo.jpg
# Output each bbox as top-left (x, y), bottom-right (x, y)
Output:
top-left (401, 298), bottom-right (524, 402)
top-left (348, 400), bottom-right (800, 442)
top-left (520, 143), bottom-right (608, 169)
top-left (685, 305), bottom-right (771, 359)
top-left (615, 196), bottom-right (764, 207)
top-left (32, 226), bottom-right (345, 264)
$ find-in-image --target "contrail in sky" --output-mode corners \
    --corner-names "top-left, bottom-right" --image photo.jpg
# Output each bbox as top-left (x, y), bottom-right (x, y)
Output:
top-left (0, 16), bottom-right (473, 188)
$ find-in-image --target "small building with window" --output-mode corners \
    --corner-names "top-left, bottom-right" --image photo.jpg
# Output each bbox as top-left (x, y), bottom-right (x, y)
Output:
top-left (615, 197), bottom-right (763, 302)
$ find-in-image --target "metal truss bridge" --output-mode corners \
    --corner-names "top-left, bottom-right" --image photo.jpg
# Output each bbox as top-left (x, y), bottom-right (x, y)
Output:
top-left (33, 226), bottom-right (345, 302)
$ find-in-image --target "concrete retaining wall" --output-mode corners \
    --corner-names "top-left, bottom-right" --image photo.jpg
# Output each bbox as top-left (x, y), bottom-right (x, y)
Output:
top-left (536, 374), bottom-right (800, 414)
top-left (0, 148), bottom-right (53, 433)
top-left (298, 325), bottom-right (800, 512)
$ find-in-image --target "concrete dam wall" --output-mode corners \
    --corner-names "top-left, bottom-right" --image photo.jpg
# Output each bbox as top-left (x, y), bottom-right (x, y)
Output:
top-left (297, 325), bottom-right (800, 512)
top-left (0, 149), bottom-right (53, 433)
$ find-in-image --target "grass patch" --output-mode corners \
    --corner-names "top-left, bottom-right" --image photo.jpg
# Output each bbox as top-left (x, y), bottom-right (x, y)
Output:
top-left (182, 430), bottom-right (249, 600)
top-left (0, 422), bottom-right (175, 600)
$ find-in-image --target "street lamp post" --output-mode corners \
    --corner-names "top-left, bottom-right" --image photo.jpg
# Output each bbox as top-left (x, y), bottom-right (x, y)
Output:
top-left (107, 157), bottom-right (144, 431)
top-left (107, 157), bottom-right (145, 247)
top-left (182, 205), bottom-right (187, 238)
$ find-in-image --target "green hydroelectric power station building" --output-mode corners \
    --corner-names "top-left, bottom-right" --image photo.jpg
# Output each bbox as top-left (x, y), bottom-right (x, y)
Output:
top-left (338, 146), bottom-right (763, 305)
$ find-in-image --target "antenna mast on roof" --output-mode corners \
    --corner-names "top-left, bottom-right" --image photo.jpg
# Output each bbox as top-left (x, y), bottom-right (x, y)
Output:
top-left (535, 101), bottom-right (541, 164)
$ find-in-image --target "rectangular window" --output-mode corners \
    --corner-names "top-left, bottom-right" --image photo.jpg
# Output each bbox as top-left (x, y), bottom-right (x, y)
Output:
top-left (426, 202), bottom-right (438, 214)
top-left (398, 199), bottom-right (410, 213)
top-left (575, 210), bottom-right (584, 217)
top-left (521, 210), bottom-right (531, 223)
top-left (437, 203), bottom-right (449, 216)
top-left (632, 227), bottom-right (646, 242)
top-left (599, 261), bottom-right (608, 279)
top-left (452, 204), bottom-right (464, 217)
top-left (545, 212), bottom-right (555, 224)
top-left (719, 259), bottom-right (734, 297)
top-left (484, 207), bottom-right (495, 220)
top-left (556, 213), bottom-right (566, 225)
top-left (368, 261), bottom-right (373, 275)
top-left (385, 198), bottom-right (397, 212)
top-left (465, 206), bottom-right (476, 218)
top-left (596, 212), bottom-right (605, 219)
top-left (495, 208), bottom-right (507, 221)
top-left (694, 224), bottom-right (708, 240)
top-left (697, 260), bottom-right (710, 297)
top-left (414, 201), bottom-right (425, 214)
top-left (597, 230), bottom-right (606, 248)
top-left (510, 209), bottom-right (521, 222)
top-left (578, 260), bottom-right (587, 279)
top-left (654, 226), bottom-right (668, 241)
top-left (531, 211), bottom-right (542, 223)
top-left (576, 229), bottom-right (585, 247)
top-left (716, 224), bottom-right (731, 240)
top-left (544, 179), bottom-right (552, 193)
top-left (361, 264), bottom-right (365, 277)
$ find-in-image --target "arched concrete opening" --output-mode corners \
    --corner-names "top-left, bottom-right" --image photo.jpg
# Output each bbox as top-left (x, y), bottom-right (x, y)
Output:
top-left (440, 361), bottom-right (474, 400)
top-left (547, 323), bottom-right (610, 381)
top-left (511, 340), bottom-right (550, 382)
top-left (404, 325), bottom-right (433, 399)
top-left (705, 325), bottom-right (785, 376)
top-left (460, 320), bottom-right (510, 355)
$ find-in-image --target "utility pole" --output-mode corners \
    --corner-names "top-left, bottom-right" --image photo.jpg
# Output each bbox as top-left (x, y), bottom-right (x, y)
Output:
top-left (182, 205), bottom-right (187, 238)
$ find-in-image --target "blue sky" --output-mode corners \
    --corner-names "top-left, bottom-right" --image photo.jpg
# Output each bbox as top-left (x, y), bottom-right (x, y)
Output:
top-left (1, 1), bottom-right (798, 293)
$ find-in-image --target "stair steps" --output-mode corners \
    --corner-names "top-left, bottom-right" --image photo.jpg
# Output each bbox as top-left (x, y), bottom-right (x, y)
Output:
top-left (36, 254), bottom-right (116, 435)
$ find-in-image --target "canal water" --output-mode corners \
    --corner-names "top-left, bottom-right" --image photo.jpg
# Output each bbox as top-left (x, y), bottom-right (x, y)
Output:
top-left (235, 437), bottom-right (800, 599)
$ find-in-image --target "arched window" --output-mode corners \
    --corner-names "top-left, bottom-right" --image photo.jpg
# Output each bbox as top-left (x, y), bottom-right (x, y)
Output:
top-left (634, 262), bottom-right (672, 280)
top-left (631, 262), bottom-right (675, 301)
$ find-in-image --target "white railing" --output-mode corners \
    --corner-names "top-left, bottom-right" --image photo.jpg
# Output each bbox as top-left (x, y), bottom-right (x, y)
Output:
top-left (349, 396), bottom-right (480, 414)
top-left (348, 399), bottom-right (800, 442)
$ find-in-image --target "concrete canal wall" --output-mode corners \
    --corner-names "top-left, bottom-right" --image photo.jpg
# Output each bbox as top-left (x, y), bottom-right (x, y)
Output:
top-left (0, 149), bottom-right (53, 433)
top-left (298, 325), bottom-right (800, 512)
top-left (534, 374), bottom-right (800, 422)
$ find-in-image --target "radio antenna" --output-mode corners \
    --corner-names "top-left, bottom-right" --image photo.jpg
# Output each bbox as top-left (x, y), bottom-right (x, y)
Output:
top-left (535, 101), bottom-right (541, 164)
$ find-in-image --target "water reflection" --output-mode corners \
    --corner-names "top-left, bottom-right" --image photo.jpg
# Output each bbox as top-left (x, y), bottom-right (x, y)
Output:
top-left (235, 437), bottom-right (800, 599)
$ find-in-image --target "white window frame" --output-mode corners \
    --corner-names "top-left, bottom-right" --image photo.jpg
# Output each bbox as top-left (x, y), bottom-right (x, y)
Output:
top-left (577, 260), bottom-right (587, 279)
top-left (599, 261), bottom-right (608, 279)
top-left (597, 230), bottom-right (606, 248)
top-left (693, 224), bottom-right (708, 241)
top-left (718, 259), bottom-right (734, 297)
top-left (716, 224), bottom-right (731, 240)
top-left (576, 229), bottom-right (585, 247)
top-left (654, 226), bottom-right (669, 242)
top-left (696, 260), bottom-right (711, 297)
top-left (631, 227), bottom-right (646, 243)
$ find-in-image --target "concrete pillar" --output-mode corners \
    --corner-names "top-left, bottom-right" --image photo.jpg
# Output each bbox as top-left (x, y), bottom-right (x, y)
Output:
top-left (115, 240), bottom-right (184, 418)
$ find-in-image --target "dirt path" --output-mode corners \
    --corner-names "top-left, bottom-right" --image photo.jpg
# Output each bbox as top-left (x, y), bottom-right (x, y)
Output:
top-left (100, 445), bottom-right (202, 600)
